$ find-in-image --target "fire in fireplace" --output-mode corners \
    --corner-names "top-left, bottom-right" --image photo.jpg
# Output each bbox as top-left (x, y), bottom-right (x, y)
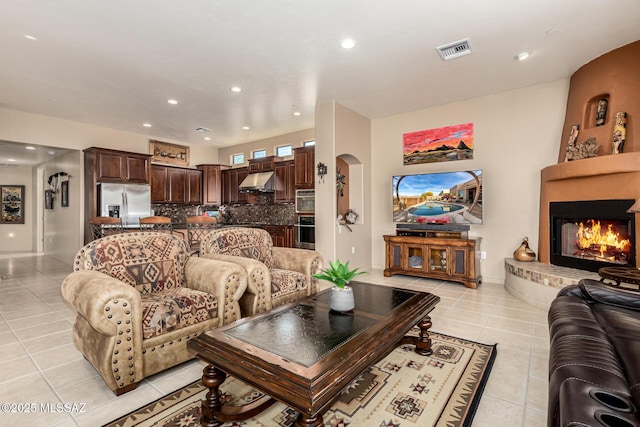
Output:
top-left (550, 199), bottom-right (635, 272)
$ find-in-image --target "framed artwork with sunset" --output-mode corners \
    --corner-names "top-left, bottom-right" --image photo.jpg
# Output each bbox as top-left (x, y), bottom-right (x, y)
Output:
top-left (403, 122), bottom-right (474, 165)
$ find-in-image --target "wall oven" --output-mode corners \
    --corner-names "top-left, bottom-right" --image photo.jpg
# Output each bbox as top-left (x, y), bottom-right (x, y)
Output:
top-left (296, 216), bottom-right (315, 249)
top-left (295, 189), bottom-right (315, 214)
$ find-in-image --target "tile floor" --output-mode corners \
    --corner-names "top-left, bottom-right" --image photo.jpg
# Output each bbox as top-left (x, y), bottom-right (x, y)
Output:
top-left (0, 253), bottom-right (549, 426)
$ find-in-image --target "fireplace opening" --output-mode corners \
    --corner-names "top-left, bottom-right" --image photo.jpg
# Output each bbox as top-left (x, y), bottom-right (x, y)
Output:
top-left (550, 199), bottom-right (635, 272)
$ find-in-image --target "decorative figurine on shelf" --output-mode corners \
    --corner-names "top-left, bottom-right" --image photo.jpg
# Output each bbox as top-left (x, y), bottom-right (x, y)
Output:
top-left (564, 125), bottom-right (579, 162)
top-left (514, 237), bottom-right (536, 262)
top-left (565, 136), bottom-right (599, 161)
top-left (596, 98), bottom-right (608, 126)
top-left (612, 112), bottom-right (627, 154)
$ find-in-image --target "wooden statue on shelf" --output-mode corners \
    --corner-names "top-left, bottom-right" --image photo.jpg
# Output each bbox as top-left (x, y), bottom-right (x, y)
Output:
top-left (612, 112), bottom-right (627, 154)
top-left (596, 98), bottom-right (608, 126)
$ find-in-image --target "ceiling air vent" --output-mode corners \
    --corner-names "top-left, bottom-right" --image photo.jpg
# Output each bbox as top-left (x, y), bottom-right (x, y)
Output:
top-left (195, 127), bottom-right (212, 132)
top-left (436, 39), bottom-right (471, 61)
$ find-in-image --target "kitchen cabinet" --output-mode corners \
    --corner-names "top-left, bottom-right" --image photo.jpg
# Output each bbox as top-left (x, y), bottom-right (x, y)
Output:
top-left (274, 160), bottom-right (295, 203)
top-left (294, 146), bottom-right (314, 188)
top-left (151, 164), bottom-right (201, 204)
top-left (198, 164), bottom-right (229, 205)
top-left (383, 235), bottom-right (481, 289)
top-left (222, 167), bottom-right (248, 204)
top-left (85, 147), bottom-right (151, 183)
top-left (248, 156), bottom-right (283, 173)
top-left (264, 225), bottom-right (295, 248)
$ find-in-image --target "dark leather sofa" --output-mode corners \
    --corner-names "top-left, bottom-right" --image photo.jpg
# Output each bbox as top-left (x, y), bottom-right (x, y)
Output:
top-left (548, 278), bottom-right (640, 427)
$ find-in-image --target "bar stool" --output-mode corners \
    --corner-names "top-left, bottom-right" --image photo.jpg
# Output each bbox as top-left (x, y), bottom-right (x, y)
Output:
top-left (186, 215), bottom-right (218, 255)
top-left (89, 216), bottom-right (123, 240)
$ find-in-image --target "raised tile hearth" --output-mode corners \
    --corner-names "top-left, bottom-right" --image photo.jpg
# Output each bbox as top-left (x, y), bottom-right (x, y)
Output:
top-left (504, 258), bottom-right (600, 310)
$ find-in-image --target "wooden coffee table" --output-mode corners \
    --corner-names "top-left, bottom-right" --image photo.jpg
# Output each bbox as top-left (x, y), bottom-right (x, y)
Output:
top-left (188, 281), bottom-right (440, 427)
top-left (598, 266), bottom-right (640, 289)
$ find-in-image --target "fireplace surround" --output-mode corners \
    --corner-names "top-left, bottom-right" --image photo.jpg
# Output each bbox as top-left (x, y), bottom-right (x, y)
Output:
top-left (549, 199), bottom-right (635, 272)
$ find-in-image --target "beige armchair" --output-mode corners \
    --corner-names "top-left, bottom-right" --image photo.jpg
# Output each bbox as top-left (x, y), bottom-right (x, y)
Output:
top-left (61, 232), bottom-right (247, 395)
top-left (200, 227), bottom-right (323, 316)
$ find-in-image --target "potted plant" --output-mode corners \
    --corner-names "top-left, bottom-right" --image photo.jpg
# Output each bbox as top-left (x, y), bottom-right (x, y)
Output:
top-left (313, 260), bottom-right (365, 312)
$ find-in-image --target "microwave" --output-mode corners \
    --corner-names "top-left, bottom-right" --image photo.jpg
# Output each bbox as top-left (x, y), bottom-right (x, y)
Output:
top-left (295, 189), bottom-right (315, 214)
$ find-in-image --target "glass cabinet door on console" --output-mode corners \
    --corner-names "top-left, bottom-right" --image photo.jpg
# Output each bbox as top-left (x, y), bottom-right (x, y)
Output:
top-left (450, 248), bottom-right (468, 278)
top-left (404, 245), bottom-right (426, 272)
top-left (428, 246), bottom-right (448, 274)
top-left (386, 241), bottom-right (404, 271)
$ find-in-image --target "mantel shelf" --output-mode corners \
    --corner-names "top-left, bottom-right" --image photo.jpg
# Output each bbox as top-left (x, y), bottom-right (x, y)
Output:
top-left (542, 152), bottom-right (640, 182)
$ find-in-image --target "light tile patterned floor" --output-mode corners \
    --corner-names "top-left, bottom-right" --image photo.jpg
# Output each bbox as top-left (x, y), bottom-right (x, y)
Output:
top-left (0, 253), bottom-right (549, 426)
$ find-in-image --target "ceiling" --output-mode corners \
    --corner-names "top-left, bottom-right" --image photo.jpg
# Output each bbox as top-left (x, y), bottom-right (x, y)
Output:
top-left (2, 0), bottom-right (640, 166)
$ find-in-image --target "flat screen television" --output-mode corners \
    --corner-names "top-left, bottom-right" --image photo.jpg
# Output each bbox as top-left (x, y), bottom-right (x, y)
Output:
top-left (392, 170), bottom-right (483, 224)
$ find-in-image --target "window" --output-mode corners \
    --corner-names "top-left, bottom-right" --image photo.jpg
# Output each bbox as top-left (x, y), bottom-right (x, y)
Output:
top-left (303, 140), bottom-right (315, 147)
top-left (232, 153), bottom-right (244, 165)
top-left (253, 149), bottom-right (266, 159)
top-left (276, 145), bottom-right (292, 157)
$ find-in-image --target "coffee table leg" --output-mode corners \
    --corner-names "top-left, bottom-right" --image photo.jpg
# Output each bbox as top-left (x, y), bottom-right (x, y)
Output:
top-left (414, 315), bottom-right (433, 356)
top-left (296, 412), bottom-right (324, 427)
top-left (201, 364), bottom-right (226, 427)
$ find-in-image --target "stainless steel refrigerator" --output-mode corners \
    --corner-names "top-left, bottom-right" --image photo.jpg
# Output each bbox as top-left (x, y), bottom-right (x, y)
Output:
top-left (97, 183), bottom-right (151, 227)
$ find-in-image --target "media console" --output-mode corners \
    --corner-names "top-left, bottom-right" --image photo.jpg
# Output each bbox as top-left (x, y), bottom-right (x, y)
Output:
top-left (384, 227), bottom-right (481, 288)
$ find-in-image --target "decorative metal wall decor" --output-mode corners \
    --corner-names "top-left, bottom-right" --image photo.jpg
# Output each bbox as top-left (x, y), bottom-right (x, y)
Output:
top-left (403, 122), bottom-right (474, 165)
top-left (1, 185), bottom-right (25, 224)
top-left (150, 140), bottom-right (190, 166)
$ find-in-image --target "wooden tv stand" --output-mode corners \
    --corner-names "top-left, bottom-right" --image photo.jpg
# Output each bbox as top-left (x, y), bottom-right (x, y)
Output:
top-left (384, 234), bottom-right (482, 289)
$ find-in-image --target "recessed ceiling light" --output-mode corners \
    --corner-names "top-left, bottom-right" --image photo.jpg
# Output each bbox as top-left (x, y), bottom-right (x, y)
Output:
top-left (24, 35), bottom-right (37, 41)
top-left (292, 111), bottom-right (302, 116)
top-left (204, 137), bottom-right (211, 141)
top-left (242, 126), bottom-right (250, 130)
top-left (25, 146), bottom-right (36, 150)
top-left (515, 51), bottom-right (531, 61)
top-left (341, 38), bottom-right (356, 49)
top-left (230, 86), bottom-right (242, 93)
top-left (143, 123), bottom-right (152, 127)
top-left (167, 99), bottom-right (179, 105)
top-left (7, 159), bottom-right (16, 162)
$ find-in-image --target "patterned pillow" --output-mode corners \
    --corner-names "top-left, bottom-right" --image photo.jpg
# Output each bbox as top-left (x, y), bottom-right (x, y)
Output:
top-left (75, 232), bottom-right (189, 294)
top-left (207, 228), bottom-right (274, 268)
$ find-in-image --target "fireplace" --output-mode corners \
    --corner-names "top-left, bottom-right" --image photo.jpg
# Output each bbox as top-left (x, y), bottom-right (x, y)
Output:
top-left (550, 199), bottom-right (635, 272)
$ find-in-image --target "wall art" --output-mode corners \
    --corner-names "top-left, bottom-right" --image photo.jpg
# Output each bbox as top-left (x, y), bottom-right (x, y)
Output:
top-left (61, 180), bottom-right (69, 207)
top-left (1, 185), bottom-right (25, 224)
top-left (150, 139), bottom-right (190, 166)
top-left (45, 189), bottom-right (54, 210)
top-left (403, 122), bottom-right (474, 165)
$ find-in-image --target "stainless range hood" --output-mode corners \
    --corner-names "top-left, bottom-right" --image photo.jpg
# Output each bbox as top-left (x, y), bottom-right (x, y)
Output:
top-left (239, 171), bottom-right (275, 192)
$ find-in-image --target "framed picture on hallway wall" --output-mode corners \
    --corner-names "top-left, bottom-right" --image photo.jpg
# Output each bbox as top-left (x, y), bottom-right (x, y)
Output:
top-left (45, 190), bottom-right (54, 210)
top-left (61, 181), bottom-right (69, 207)
top-left (1, 185), bottom-right (25, 224)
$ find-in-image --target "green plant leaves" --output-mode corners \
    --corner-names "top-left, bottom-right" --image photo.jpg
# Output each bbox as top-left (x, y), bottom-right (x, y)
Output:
top-left (312, 259), bottom-right (366, 289)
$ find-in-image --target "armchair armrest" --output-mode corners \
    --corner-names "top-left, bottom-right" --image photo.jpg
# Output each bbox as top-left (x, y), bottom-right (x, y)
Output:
top-left (578, 278), bottom-right (640, 311)
top-left (61, 270), bottom-right (143, 337)
top-left (184, 257), bottom-right (248, 325)
top-left (272, 247), bottom-right (323, 294)
top-left (200, 253), bottom-right (272, 314)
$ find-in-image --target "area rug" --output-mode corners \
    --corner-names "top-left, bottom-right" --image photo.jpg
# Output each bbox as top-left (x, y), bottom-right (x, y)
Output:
top-left (105, 331), bottom-right (496, 427)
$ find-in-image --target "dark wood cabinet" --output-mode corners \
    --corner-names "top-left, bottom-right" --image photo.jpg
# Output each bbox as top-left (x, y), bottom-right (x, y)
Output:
top-left (274, 160), bottom-right (295, 203)
top-left (248, 156), bottom-right (283, 173)
top-left (222, 167), bottom-right (248, 204)
top-left (264, 225), bottom-right (295, 248)
top-left (198, 164), bottom-right (229, 205)
top-left (89, 148), bottom-right (151, 183)
top-left (384, 235), bottom-right (482, 289)
top-left (294, 146), bottom-right (315, 188)
top-left (151, 164), bottom-right (201, 204)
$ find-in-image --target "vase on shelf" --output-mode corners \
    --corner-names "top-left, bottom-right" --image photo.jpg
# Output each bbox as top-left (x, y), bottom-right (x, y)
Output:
top-left (514, 237), bottom-right (536, 262)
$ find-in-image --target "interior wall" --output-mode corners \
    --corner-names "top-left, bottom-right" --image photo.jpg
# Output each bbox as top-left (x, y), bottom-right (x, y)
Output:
top-left (217, 128), bottom-right (315, 166)
top-left (371, 80), bottom-right (569, 283)
top-left (0, 165), bottom-right (33, 252)
top-left (41, 151), bottom-right (83, 266)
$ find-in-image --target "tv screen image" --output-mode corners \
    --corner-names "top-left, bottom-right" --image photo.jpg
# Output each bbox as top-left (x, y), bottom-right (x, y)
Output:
top-left (392, 170), bottom-right (483, 224)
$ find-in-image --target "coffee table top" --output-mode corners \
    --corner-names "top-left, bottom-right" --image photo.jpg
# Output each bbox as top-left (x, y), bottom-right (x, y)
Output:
top-left (598, 266), bottom-right (640, 286)
top-left (224, 282), bottom-right (417, 367)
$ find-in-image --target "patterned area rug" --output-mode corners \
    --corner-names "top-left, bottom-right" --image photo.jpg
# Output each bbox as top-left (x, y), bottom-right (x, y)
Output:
top-left (105, 332), bottom-right (496, 427)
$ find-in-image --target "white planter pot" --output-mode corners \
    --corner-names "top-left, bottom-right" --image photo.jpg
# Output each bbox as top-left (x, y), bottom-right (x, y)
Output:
top-left (329, 286), bottom-right (355, 312)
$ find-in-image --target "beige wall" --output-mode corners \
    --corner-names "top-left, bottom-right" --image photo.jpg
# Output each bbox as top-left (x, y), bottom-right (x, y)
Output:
top-left (0, 166), bottom-right (33, 252)
top-left (371, 80), bottom-right (569, 283)
top-left (218, 128), bottom-right (315, 166)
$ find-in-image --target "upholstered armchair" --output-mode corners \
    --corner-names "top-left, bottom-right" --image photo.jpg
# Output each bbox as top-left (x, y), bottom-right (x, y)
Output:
top-left (61, 232), bottom-right (247, 395)
top-left (200, 227), bottom-right (323, 316)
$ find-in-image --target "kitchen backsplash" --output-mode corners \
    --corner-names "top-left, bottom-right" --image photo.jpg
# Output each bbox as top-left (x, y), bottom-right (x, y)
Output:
top-left (152, 193), bottom-right (295, 225)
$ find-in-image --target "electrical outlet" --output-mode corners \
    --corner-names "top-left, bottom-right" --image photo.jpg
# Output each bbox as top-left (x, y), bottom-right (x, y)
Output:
top-left (480, 251), bottom-right (487, 260)
top-left (351, 246), bottom-right (356, 254)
